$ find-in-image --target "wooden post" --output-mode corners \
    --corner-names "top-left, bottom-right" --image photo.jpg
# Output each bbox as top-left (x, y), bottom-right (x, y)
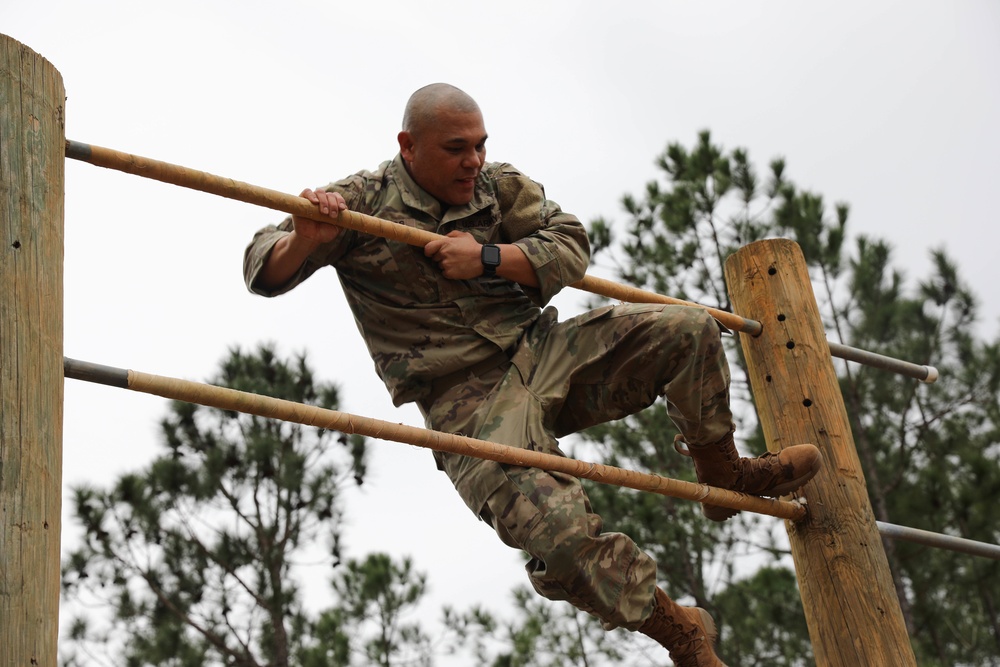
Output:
top-left (725, 239), bottom-right (915, 666)
top-left (0, 34), bottom-right (65, 666)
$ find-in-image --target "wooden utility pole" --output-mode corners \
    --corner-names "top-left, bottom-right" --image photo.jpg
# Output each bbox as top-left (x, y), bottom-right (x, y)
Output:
top-left (1, 34), bottom-right (65, 666)
top-left (725, 239), bottom-right (915, 666)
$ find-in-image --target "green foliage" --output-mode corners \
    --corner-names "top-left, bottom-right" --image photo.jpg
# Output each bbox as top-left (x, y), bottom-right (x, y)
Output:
top-left (61, 344), bottom-right (370, 667)
top-left (576, 130), bottom-right (1000, 665)
top-left (59, 133), bottom-right (1000, 666)
top-left (443, 586), bottom-right (637, 667)
top-left (319, 553), bottom-right (432, 667)
top-left (711, 568), bottom-right (813, 665)
top-left (590, 131), bottom-right (788, 314)
top-left (836, 245), bottom-right (1000, 666)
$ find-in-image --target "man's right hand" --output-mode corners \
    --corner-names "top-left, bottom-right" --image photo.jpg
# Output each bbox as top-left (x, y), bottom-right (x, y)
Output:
top-left (291, 188), bottom-right (347, 245)
top-left (257, 188), bottom-right (347, 290)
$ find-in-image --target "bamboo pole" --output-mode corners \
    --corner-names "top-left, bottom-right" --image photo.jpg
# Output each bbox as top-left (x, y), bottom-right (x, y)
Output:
top-left (63, 139), bottom-right (941, 383)
top-left (63, 357), bottom-right (807, 522)
top-left (0, 34), bottom-right (65, 667)
top-left (725, 239), bottom-right (916, 666)
top-left (62, 139), bottom-right (762, 335)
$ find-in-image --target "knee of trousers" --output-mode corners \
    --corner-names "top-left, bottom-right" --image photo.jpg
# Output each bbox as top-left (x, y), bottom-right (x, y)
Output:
top-left (643, 306), bottom-right (726, 372)
top-left (536, 531), bottom-right (598, 577)
top-left (529, 530), bottom-right (642, 593)
top-left (656, 306), bottom-right (721, 346)
top-left (529, 531), bottom-right (658, 631)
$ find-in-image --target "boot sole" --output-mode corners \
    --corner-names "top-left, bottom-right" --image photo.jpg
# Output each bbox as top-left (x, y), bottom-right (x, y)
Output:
top-left (701, 451), bottom-right (823, 522)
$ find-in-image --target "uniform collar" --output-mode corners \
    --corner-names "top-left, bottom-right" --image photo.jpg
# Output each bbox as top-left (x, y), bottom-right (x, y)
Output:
top-left (389, 153), bottom-right (495, 225)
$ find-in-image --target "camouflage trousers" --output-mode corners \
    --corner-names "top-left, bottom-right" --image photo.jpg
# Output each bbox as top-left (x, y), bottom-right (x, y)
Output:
top-left (418, 303), bottom-right (733, 630)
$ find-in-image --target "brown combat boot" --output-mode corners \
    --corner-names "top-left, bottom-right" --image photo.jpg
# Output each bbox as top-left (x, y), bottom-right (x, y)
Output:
top-left (676, 432), bottom-right (822, 522)
top-left (638, 588), bottom-right (727, 666)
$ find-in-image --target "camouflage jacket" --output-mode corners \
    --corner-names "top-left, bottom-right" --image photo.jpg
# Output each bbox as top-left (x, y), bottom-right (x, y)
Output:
top-left (243, 154), bottom-right (590, 406)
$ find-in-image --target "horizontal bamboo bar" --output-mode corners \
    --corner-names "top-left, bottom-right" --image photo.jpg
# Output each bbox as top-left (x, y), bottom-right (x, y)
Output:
top-left (64, 140), bottom-right (758, 333)
top-left (573, 274), bottom-right (761, 333)
top-left (64, 139), bottom-right (939, 382)
top-left (64, 140), bottom-right (438, 248)
top-left (63, 357), bottom-right (807, 522)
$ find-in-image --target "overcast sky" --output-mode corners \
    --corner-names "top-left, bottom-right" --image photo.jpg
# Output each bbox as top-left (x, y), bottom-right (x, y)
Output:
top-left (4, 0), bottom-right (999, 660)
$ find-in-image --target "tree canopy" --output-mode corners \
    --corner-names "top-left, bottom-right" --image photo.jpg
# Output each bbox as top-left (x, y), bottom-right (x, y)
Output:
top-left (580, 130), bottom-right (1000, 666)
top-left (60, 134), bottom-right (1000, 666)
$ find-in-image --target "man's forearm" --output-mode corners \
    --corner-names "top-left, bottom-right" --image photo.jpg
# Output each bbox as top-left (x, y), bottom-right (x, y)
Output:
top-left (257, 231), bottom-right (320, 291)
top-left (496, 243), bottom-right (539, 288)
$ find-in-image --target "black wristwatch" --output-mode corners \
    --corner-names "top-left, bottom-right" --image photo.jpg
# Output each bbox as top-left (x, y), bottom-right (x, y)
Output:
top-left (481, 243), bottom-right (501, 278)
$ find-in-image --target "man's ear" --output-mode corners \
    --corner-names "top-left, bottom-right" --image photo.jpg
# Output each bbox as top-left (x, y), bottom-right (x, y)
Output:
top-left (398, 131), bottom-right (415, 162)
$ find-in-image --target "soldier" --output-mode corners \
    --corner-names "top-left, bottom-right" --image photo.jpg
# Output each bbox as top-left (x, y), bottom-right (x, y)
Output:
top-left (244, 83), bottom-right (822, 666)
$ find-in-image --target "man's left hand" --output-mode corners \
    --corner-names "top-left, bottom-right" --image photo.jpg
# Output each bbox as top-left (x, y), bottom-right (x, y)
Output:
top-left (424, 231), bottom-right (485, 280)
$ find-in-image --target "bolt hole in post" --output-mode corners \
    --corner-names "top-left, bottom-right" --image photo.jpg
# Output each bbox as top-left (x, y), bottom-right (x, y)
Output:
top-left (768, 266), bottom-right (777, 275)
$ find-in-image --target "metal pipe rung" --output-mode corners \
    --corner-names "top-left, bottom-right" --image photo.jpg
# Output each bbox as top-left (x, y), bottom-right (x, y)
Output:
top-left (877, 521), bottom-right (1000, 560)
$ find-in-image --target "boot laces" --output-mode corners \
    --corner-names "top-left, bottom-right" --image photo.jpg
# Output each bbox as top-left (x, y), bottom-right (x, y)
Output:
top-left (731, 451), bottom-right (787, 493)
top-left (667, 614), bottom-right (711, 666)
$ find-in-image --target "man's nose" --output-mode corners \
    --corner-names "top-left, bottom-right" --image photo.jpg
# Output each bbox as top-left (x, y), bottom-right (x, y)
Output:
top-left (461, 150), bottom-right (483, 169)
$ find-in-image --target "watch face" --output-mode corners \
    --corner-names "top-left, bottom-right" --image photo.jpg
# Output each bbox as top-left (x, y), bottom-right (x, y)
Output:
top-left (482, 244), bottom-right (501, 266)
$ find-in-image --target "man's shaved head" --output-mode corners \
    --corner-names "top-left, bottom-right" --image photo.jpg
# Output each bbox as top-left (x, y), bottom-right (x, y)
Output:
top-left (402, 83), bottom-right (481, 138)
top-left (397, 83), bottom-right (487, 206)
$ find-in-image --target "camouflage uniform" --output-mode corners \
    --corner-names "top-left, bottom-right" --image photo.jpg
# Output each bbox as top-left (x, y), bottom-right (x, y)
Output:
top-left (244, 155), bottom-right (734, 631)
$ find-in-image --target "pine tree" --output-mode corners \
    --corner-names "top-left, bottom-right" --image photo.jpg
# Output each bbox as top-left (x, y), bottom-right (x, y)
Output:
top-left (299, 553), bottom-right (433, 667)
top-left (422, 132), bottom-right (999, 666)
top-left (579, 130), bottom-right (1000, 665)
top-left (835, 246), bottom-right (1000, 665)
top-left (443, 587), bottom-right (636, 667)
top-left (61, 344), bottom-right (370, 666)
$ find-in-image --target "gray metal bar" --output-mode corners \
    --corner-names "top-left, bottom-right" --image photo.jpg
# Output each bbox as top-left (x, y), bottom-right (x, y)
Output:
top-left (65, 139), bottom-right (93, 162)
top-left (877, 521), bottom-right (1000, 560)
top-left (64, 357), bottom-right (129, 388)
top-left (829, 342), bottom-right (938, 383)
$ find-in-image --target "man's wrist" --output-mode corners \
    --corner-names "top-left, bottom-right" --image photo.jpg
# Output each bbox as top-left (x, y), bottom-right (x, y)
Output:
top-left (287, 228), bottom-right (323, 254)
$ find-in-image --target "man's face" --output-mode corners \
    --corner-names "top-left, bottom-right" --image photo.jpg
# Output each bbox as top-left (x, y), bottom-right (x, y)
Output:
top-left (398, 108), bottom-right (487, 206)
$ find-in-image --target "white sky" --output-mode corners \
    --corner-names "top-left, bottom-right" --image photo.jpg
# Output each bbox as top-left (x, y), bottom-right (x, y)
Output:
top-left (4, 0), bottom-right (999, 660)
